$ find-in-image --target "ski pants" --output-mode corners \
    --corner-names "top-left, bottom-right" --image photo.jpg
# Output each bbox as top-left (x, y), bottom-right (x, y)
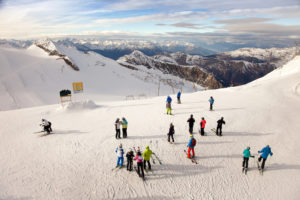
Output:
top-left (187, 147), bottom-right (195, 158)
top-left (117, 157), bottom-right (124, 167)
top-left (144, 160), bottom-right (151, 170)
top-left (137, 162), bottom-right (144, 177)
top-left (200, 128), bottom-right (205, 136)
top-left (44, 125), bottom-right (51, 133)
top-left (258, 156), bottom-right (267, 169)
top-left (167, 108), bottom-right (172, 114)
top-left (177, 97), bottom-right (181, 104)
top-left (168, 134), bottom-right (174, 142)
top-left (216, 126), bottom-right (222, 136)
top-left (242, 157), bottom-right (249, 169)
top-left (189, 125), bottom-right (194, 134)
top-left (116, 129), bottom-right (121, 139)
top-left (210, 103), bottom-right (213, 110)
top-left (122, 128), bottom-right (127, 138)
top-left (127, 159), bottom-right (133, 170)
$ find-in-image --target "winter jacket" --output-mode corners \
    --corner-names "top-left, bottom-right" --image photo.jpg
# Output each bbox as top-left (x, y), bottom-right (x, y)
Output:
top-left (142, 146), bottom-right (153, 161)
top-left (187, 117), bottom-right (195, 127)
top-left (167, 96), bottom-right (172, 103)
top-left (177, 92), bottom-right (181, 98)
top-left (122, 119), bottom-right (128, 128)
top-left (259, 146), bottom-right (273, 159)
top-left (126, 151), bottom-right (134, 161)
top-left (209, 98), bottom-right (214, 105)
top-left (200, 120), bottom-right (206, 128)
top-left (166, 102), bottom-right (171, 109)
top-left (217, 119), bottom-right (225, 127)
top-left (115, 121), bottom-right (121, 129)
top-left (168, 125), bottom-right (175, 135)
top-left (187, 137), bottom-right (196, 148)
top-left (134, 155), bottom-right (143, 163)
top-left (243, 148), bottom-right (252, 158)
top-left (115, 147), bottom-right (124, 158)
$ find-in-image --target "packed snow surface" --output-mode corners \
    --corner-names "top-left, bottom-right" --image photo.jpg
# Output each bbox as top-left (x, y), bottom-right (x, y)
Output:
top-left (0, 57), bottom-right (300, 200)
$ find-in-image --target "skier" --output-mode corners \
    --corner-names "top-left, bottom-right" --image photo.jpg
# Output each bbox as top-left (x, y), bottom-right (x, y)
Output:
top-left (143, 146), bottom-right (153, 171)
top-left (167, 123), bottom-right (175, 143)
top-left (40, 119), bottom-right (52, 134)
top-left (115, 118), bottom-right (122, 139)
top-left (242, 146), bottom-right (254, 173)
top-left (166, 101), bottom-right (172, 115)
top-left (200, 117), bottom-right (206, 136)
top-left (134, 150), bottom-right (145, 178)
top-left (258, 145), bottom-right (273, 170)
top-left (115, 144), bottom-right (124, 168)
top-left (187, 114), bottom-right (195, 133)
top-left (126, 148), bottom-right (134, 171)
top-left (177, 91), bottom-right (181, 104)
top-left (216, 117), bottom-right (225, 136)
top-left (209, 96), bottom-right (214, 111)
top-left (121, 117), bottom-right (128, 138)
top-left (187, 134), bottom-right (196, 158)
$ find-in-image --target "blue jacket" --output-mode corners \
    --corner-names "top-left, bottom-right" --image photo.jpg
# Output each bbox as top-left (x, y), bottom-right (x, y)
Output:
top-left (243, 148), bottom-right (251, 158)
top-left (187, 137), bottom-right (196, 148)
top-left (177, 92), bottom-right (181, 98)
top-left (259, 146), bottom-right (273, 159)
top-left (209, 98), bottom-right (214, 104)
top-left (167, 96), bottom-right (172, 103)
top-left (115, 147), bottom-right (124, 158)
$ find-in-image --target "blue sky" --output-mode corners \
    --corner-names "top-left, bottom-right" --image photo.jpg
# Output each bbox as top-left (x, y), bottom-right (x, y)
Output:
top-left (0, 0), bottom-right (299, 45)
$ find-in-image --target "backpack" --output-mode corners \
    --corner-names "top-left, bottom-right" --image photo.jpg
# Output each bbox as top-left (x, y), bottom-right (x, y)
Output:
top-left (191, 138), bottom-right (196, 146)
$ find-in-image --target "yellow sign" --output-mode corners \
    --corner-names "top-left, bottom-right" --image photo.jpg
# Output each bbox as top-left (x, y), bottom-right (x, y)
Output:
top-left (72, 82), bottom-right (83, 93)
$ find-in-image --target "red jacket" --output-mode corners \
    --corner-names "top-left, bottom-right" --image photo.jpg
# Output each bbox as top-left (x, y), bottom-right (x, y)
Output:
top-left (200, 120), bottom-right (206, 128)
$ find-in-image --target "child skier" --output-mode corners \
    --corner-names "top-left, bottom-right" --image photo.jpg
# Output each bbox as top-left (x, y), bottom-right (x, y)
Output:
top-left (126, 148), bottom-right (134, 171)
top-left (200, 117), bottom-right (206, 136)
top-left (115, 144), bottom-right (124, 168)
top-left (187, 114), bottom-right (195, 133)
top-left (134, 150), bottom-right (145, 178)
top-left (216, 117), bottom-right (225, 136)
top-left (209, 96), bottom-right (214, 111)
top-left (242, 146), bottom-right (254, 174)
top-left (187, 134), bottom-right (196, 158)
top-left (258, 145), bottom-right (273, 170)
top-left (121, 117), bottom-right (128, 138)
top-left (167, 123), bottom-right (175, 143)
top-left (143, 146), bottom-right (153, 171)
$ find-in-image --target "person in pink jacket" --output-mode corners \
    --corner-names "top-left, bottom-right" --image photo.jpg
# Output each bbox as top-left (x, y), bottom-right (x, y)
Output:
top-left (134, 151), bottom-right (145, 178)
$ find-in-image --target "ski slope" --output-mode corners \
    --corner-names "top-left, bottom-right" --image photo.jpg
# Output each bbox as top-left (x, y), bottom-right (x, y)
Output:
top-left (0, 56), bottom-right (300, 200)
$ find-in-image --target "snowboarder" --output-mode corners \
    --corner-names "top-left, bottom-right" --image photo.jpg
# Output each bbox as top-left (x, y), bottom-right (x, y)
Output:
top-left (242, 146), bottom-right (254, 173)
top-left (40, 119), bottom-right (52, 134)
top-left (126, 148), bottom-right (134, 171)
top-left (143, 146), bottom-right (153, 171)
top-left (166, 101), bottom-right (172, 115)
top-left (167, 123), bottom-right (175, 143)
top-left (177, 91), bottom-right (181, 104)
top-left (209, 96), bottom-right (214, 111)
top-left (200, 117), bottom-right (206, 136)
top-left (258, 145), bottom-right (273, 170)
top-left (115, 118), bottom-right (122, 139)
top-left (121, 117), bottom-right (128, 138)
top-left (187, 114), bottom-right (195, 133)
top-left (216, 117), bottom-right (225, 136)
top-left (115, 144), bottom-right (124, 168)
top-left (187, 134), bottom-right (196, 158)
top-left (134, 150), bottom-right (145, 178)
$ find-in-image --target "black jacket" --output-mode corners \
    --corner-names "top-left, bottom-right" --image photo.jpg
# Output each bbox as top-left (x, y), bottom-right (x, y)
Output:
top-left (217, 119), bottom-right (225, 127)
top-left (168, 125), bottom-right (175, 135)
top-left (187, 117), bottom-right (195, 127)
top-left (126, 151), bottom-right (134, 161)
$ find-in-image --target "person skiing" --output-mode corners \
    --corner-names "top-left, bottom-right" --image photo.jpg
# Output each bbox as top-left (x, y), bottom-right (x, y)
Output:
top-left (167, 123), bottom-right (175, 143)
top-left (143, 146), bottom-right (153, 171)
top-left (187, 134), bottom-right (196, 158)
top-left (126, 148), bottom-right (134, 171)
top-left (216, 117), bottom-right (225, 136)
top-left (115, 118), bottom-right (122, 139)
top-left (115, 144), bottom-right (124, 168)
top-left (209, 96), bottom-right (214, 111)
top-left (177, 91), bottom-right (181, 104)
top-left (40, 119), bottom-right (52, 134)
top-left (258, 145), bottom-right (273, 170)
top-left (134, 150), bottom-right (145, 178)
top-left (166, 101), bottom-right (172, 115)
top-left (121, 117), bottom-right (128, 138)
top-left (200, 117), bottom-right (206, 136)
top-left (242, 146), bottom-right (254, 173)
top-left (187, 114), bottom-right (195, 133)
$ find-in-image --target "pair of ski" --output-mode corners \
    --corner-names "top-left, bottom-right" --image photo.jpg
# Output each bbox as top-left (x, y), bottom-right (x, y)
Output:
top-left (184, 150), bottom-right (198, 164)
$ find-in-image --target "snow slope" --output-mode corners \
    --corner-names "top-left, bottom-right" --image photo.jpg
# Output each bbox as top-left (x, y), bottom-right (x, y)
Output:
top-left (0, 43), bottom-right (200, 111)
top-left (0, 56), bottom-right (300, 200)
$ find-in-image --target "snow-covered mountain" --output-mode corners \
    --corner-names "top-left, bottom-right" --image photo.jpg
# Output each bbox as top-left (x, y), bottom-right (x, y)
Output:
top-left (0, 38), bottom-right (201, 111)
top-left (0, 54), bottom-right (300, 199)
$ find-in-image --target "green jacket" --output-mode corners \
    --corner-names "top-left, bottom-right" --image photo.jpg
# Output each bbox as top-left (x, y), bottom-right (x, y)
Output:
top-left (243, 148), bottom-right (251, 158)
top-left (143, 146), bottom-right (153, 161)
